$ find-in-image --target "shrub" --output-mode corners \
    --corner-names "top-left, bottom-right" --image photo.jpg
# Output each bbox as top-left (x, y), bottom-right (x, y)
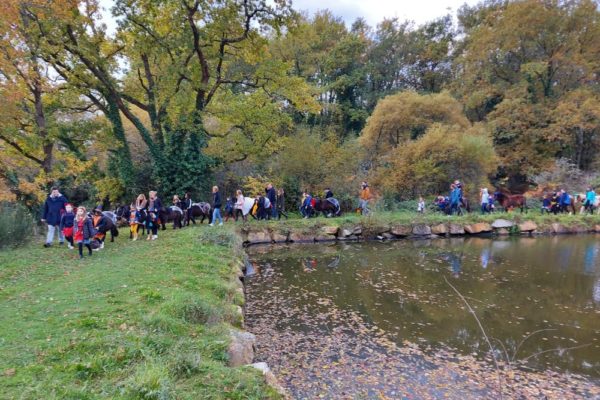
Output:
top-left (0, 202), bottom-right (35, 249)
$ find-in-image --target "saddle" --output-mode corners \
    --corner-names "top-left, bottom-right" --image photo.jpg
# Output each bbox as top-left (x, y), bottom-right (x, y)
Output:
top-left (326, 197), bottom-right (340, 212)
top-left (170, 206), bottom-right (183, 214)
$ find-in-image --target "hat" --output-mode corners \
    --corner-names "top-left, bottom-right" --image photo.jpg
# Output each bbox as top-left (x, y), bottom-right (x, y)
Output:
top-left (65, 203), bottom-right (73, 207)
top-left (93, 205), bottom-right (103, 213)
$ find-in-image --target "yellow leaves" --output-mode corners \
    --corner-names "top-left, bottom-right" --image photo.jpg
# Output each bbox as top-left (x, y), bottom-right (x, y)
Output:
top-left (373, 123), bottom-right (497, 199)
top-left (95, 177), bottom-right (126, 204)
top-left (361, 91), bottom-right (469, 165)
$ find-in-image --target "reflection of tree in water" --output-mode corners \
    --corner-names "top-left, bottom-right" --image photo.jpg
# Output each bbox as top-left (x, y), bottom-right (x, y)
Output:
top-left (302, 255), bottom-right (341, 272)
top-left (583, 243), bottom-right (598, 275)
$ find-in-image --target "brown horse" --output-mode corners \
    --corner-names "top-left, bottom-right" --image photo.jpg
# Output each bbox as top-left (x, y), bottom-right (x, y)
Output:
top-left (313, 197), bottom-right (341, 218)
top-left (494, 191), bottom-right (527, 213)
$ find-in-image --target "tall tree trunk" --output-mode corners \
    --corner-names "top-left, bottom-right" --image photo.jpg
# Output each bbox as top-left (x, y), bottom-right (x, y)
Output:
top-left (32, 79), bottom-right (53, 174)
top-left (106, 94), bottom-right (135, 189)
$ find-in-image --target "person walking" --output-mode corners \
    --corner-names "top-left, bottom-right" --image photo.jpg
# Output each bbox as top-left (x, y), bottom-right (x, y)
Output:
top-left (42, 187), bottom-right (68, 247)
top-left (146, 194), bottom-right (160, 240)
top-left (417, 196), bottom-right (425, 214)
top-left (276, 188), bottom-right (288, 220)
top-left (59, 203), bottom-right (76, 249)
top-left (73, 206), bottom-right (94, 259)
top-left (129, 204), bottom-right (142, 240)
top-left (449, 184), bottom-right (459, 215)
top-left (210, 186), bottom-right (223, 226)
top-left (359, 182), bottom-right (372, 215)
top-left (234, 190), bottom-right (246, 222)
top-left (480, 188), bottom-right (490, 214)
top-left (300, 191), bottom-right (313, 218)
top-left (585, 187), bottom-right (596, 214)
top-left (266, 183), bottom-right (277, 220)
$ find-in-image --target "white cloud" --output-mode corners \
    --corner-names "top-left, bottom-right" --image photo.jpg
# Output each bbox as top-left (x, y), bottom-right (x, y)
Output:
top-left (293, 0), bottom-right (477, 27)
top-left (99, 0), bottom-right (479, 36)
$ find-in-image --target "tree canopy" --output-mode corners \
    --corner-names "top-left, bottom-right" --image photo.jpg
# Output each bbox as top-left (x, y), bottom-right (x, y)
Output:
top-left (1, 0), bottom-right (599, 207)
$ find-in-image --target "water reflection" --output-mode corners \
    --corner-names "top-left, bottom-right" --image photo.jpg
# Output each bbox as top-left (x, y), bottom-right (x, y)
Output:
top-left (584, 243), bottom-right (598, 275)
top-left (246, 236), bottom-right (600, 379)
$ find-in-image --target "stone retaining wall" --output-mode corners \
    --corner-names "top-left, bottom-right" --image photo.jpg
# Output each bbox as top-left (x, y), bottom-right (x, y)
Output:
top-left (240, 219), bottom-right (600, 246)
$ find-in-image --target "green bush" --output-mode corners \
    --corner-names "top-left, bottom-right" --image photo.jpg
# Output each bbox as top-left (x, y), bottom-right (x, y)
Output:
top-left (0, 202), bottom-right (35, 249)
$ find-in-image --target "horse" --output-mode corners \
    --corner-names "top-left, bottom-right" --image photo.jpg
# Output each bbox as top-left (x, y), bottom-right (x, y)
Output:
top-left (494, 191), bottom-right (527, 213)
top-left (159, 206), bottom-right (184, 229)
top-left (313, 197), bottom-right (341, 217)
top-left (575, 193), bottom-right (599, 214)
top-left (113, 205), bottom-right (130, 227)
top-left (88, 212), bottom-right (120, 242)
top-left (185, 202), bottom-right (212, 225)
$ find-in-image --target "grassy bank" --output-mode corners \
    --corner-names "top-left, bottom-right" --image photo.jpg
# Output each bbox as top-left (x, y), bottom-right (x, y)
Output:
top-left (0, 226), bottom-right (278, 399)
top-left (241, 210), bottom-right (600, 234)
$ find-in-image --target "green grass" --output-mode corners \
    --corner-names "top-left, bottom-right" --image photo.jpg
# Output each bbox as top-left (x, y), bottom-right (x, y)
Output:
top-left (0, 226), bottom-right (279, 399)
top-left (242, 210), bottom-right (600, 234)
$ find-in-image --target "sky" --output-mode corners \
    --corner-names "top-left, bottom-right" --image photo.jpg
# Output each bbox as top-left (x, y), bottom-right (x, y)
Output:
top-left (98, 0), bottom-right (479, 33)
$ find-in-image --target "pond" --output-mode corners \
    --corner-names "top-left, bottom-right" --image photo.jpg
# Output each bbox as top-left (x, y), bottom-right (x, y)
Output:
top-left (244, 236), bottom-right (600, 399)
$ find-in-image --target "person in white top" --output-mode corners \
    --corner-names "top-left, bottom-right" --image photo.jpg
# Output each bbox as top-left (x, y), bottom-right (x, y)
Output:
top-left (480, 188), bottom-right (490, 214)
top-left (234, 189), bottom-right (246, 222)
top-left (417, 196), bottom-right (425, 213)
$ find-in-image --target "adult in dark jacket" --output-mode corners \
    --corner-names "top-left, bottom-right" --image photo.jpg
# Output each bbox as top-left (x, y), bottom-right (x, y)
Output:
top-left (266, 183), bottom-right (277, 219)
top-left (42, 187), bottom-right (68, 247)
top-left (210, 186), bottom-right (223, 226)
top-left (276, 188), bottom-right (288, 220)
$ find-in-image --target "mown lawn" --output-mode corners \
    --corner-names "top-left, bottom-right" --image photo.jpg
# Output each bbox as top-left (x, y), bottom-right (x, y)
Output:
top-left (0, 225), bottom-right (279, 399)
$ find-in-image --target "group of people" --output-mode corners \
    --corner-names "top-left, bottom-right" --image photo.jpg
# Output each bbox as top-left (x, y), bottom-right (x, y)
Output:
top-left (42, 187), bottom-right (119, 258)
top-left (203, 184), bottom-right (289, 224)
top-left (41, 180), bottom-right (377, 256)
top-left (432, 180), bottom-right (467, 215)
top-left (541, 187), bottom-right (597, 214)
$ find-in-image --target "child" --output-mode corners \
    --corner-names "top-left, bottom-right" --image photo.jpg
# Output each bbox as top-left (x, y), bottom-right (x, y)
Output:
top-left (146, 207), bottom-right (158, 240)
top-left (417, 196), bottom-right (425, 214)
top-left (541, 194), bottom-right (551, 214)
top-left (129, 204), bottom-right (141, 240)
top-left (60, 203), bottom-right (75, 249)
top-left (224, 197), bottom-right (235, 222)
top-left (92, 206), bottom-right (109, 249)
top-left (73, 206), bottom-right (94, 259)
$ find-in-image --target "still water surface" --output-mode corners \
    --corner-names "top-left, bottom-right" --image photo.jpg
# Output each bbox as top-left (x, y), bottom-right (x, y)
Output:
top-left (245, 236), bottom-right (600, 398)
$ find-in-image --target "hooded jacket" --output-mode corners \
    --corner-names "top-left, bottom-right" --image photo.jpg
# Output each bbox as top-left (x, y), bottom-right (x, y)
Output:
top-left (42, 193), bottom-right (68, 225)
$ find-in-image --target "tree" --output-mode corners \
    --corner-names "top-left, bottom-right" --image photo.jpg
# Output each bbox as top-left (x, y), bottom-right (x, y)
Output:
top-left (360, 91), bottom-right (469, 166)
top-left (376, 124), bottom-right (498, 200)
top-left (552, 89), bottom-right (600, 170)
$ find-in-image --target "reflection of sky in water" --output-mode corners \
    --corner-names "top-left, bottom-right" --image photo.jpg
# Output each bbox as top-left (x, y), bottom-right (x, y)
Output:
top-left (584, 243), bottom-right (598, 275)
top-left (247, 236), bottom-right (600, 379)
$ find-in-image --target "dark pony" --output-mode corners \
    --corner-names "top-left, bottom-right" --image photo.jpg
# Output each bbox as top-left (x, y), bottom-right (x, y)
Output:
top-left (159, 206), bottom-right (184, 229)
top-left (89, 211), bottom-right (120, 242)
top-left (185, 202), bottom-right (212, 225)
top-left (494, 191), bottom-right (527, 213)
top-left (313, 197), bottom-right (341, 217)
top-left (113, 205), bottom-right (130, 227)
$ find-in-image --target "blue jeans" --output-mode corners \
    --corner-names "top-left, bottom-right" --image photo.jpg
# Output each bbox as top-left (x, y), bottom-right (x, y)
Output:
top-left (212, 208), bottom-right (223, 224)
top-left (271, 205), bottom-right (278, 219)
top-left (46, 224), bottom-right (64, 244)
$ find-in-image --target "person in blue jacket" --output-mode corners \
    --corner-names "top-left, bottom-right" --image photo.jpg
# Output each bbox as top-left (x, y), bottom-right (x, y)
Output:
top-left (584, 187), bottom-right (596, 213)
top-left (42, 186), bottom-right (68, 247)
top-left (449, 184), bottom-right (461, 215)
top-left (559, 189), bottom-right (571, 213)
